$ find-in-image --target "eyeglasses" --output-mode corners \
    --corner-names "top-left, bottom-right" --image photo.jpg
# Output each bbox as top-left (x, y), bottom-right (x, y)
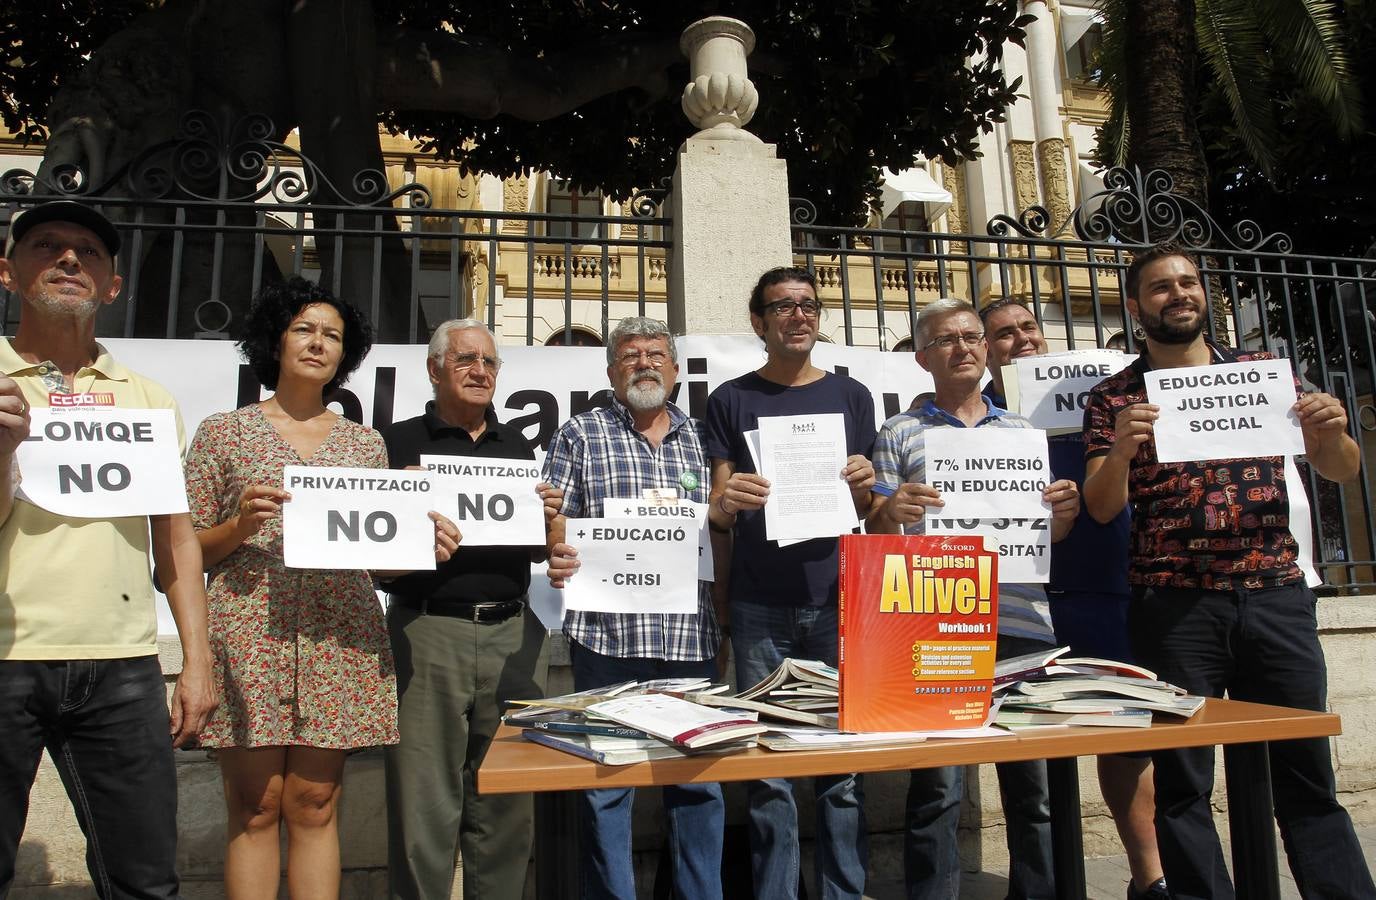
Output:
top-left (924, 332), bottom-right (985, 351)
top-left (448, 351), bottom-right (502, 372)
top-left (616, 349), bottom-right (671, 368)
top-left (762, 299), bottom-right (822, 318)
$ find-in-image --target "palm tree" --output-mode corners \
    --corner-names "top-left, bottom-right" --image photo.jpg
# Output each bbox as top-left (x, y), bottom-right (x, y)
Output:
top-left (1094, 0), bottom-right (1362, 208)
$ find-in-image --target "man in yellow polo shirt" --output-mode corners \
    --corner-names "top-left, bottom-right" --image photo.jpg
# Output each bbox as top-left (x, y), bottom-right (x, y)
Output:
top-left (0, 200), bottom-right (217, 898)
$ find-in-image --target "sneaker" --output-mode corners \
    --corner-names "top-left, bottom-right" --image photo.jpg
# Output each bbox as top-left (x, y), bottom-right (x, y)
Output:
top-left (1127, 877), bottom-right (1169, 900)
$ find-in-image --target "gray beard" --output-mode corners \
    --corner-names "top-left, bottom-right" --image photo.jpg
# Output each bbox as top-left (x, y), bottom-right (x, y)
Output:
top-left (624, 370), bottom-right (666, 412)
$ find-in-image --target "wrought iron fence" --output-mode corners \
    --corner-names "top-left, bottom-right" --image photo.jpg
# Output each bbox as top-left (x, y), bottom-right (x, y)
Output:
top-left (5, 114), bottom-right (1375, 592)
top-left (0, 112), bottom-right (672, 346)
top-left (791, 167), bottom-right (1376, 593)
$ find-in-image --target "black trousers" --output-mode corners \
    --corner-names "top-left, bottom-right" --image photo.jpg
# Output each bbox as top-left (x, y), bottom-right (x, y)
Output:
top-left (0, 656), bottom-right (178, 899)
top-left (1129, 583), bottom-right (1376, 900)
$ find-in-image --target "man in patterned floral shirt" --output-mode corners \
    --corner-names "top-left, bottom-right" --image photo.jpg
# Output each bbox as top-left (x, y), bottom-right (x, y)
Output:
top-left (1082, 243), bottom-right (1374, 900)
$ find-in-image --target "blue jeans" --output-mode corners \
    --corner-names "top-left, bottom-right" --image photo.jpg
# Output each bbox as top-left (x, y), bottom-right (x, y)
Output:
top-left (0, 657), bottom-right (179, 899)
top-left (731, 600), bottom-right (867, 900)
top-left (904, 635), bottom-right (1054, 900)
top-left (568, 642), bottom-right (724, 900)
top-left (1130, 584), bottom-right (1376, 900)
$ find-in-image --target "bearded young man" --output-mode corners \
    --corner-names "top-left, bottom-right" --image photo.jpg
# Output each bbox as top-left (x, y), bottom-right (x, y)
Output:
top-left (1082, 244), bottom-right (1374, 900)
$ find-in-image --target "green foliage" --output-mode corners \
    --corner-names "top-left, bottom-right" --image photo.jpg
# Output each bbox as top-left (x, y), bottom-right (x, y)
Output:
top-left (1, 0), bottom-right (158, 143)
top-left (0, 0), bottom-right (1033, 225)
top-left (1093, 0), bottom-right (1362, 179)
top-left (1204, 0), bottom-right (1376, 256)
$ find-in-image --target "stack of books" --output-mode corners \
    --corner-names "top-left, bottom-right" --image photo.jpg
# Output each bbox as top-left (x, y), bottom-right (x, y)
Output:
top-left (505, 677), bottom-right (765, 765)
top-left (992, 647), bottom-right (1205, 729)
top-left (682, 658), bottom-right (840, 727)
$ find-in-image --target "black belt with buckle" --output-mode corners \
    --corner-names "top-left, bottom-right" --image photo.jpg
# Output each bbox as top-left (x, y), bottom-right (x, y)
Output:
top-left (391, 595), bottom-right (525, 623)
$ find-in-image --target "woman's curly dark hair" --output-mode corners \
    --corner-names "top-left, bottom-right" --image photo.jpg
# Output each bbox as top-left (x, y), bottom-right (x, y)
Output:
top-left (237, 277), bottom-right (373, 395)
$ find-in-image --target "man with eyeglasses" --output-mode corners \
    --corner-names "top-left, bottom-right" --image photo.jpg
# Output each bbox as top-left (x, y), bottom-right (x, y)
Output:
top-left (546, 316), bottom-right (725, 900)
top-left (867, 297), bottom-right (1080, 900)
top-left (705, 266), bottom-right (876, 900)
top-left (381, 318), bottom-right (562, 900)
top-left (980, 298), bottom-right (1167, 900)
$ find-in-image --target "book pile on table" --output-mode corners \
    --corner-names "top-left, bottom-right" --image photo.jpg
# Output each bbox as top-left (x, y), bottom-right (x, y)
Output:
top-left (992, 646), bottom-right (1205, 730)
top-left (504, 677), bottom-right (767, 765)
top-left (507, 660), bottom-right (983, 762)
top-left (684, 657), bottom-right (841, 728)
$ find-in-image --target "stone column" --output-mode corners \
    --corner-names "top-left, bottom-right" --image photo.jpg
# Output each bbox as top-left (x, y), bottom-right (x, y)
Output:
top-left (668, 16), bottom-right (792, 335)
top-left (1022, 0), bottom-right (1072, 231)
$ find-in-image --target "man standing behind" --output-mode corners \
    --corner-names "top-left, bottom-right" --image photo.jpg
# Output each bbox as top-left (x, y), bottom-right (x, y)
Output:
top-left (382, 319), bottom-right (560, 900)
top-left (705, 266), bottom-right (875, 900)
top-left (1083, 244), bottom-right (1375, 900)
top-left (0, 201), bottom-right (217, 897)
top-left (981, 298), bottom-right (1166, 900)
top-left (545, 317), bottom-right (723, 900)
top-left (866, 298), bottom-right (1080, 900)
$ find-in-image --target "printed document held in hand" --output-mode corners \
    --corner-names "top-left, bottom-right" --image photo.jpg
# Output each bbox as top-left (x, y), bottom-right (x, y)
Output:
top-left (757, 413), bottom-right (859, 542)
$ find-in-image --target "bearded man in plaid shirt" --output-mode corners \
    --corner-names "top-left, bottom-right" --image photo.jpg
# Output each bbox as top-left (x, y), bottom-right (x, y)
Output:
top-left (544, 316), bottom-right (724, 900)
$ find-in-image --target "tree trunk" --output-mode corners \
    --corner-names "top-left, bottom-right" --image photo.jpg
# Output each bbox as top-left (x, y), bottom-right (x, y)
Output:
top-left (1124, 0), bottom-right (1209, 213)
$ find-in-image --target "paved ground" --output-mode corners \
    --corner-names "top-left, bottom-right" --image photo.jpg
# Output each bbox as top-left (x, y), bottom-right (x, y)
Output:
top-left (862, 823), bottom-right (1376, 898)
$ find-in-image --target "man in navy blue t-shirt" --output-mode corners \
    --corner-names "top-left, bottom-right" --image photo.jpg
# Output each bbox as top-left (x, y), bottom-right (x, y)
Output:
top-left (705, 266), bottom-right (876, 900)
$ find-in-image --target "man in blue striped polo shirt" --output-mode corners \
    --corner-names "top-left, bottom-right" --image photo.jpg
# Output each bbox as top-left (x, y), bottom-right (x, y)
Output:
top-left (867, 298), bottom-right (1081, 900)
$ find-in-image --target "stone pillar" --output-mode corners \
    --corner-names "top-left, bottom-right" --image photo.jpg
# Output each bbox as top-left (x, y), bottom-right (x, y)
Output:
top-left (1022, 0), bottom-right (1072, 231)
top-left (668, 17), bottom-right (792, 335)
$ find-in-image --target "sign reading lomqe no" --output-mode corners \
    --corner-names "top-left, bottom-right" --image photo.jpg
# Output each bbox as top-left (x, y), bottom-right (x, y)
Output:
top-left (16, 408), bottom-right (188, 518)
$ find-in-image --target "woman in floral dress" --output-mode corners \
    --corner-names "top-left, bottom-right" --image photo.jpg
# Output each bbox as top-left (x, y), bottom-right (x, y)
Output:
top-left (185, 278), bottom-right (456, 899)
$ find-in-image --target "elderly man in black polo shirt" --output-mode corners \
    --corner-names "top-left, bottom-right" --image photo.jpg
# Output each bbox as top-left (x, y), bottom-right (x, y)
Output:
top-left (382, 318), bottom-right (562, 900)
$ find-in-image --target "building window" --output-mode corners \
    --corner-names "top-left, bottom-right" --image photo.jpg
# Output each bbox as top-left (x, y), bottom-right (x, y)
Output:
top-left (877, 202), bottom-right (931, 255)
top-left (1066, 23), bottom-right (1104, 81)
top-left (544, 327), bottom-right (603, 347)
top-left (547, 178), bottom-right (603, 241)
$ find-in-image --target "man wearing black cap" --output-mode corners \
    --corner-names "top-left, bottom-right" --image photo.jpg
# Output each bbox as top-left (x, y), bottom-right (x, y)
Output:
top-left (0, 200), bottom-right (217, 898)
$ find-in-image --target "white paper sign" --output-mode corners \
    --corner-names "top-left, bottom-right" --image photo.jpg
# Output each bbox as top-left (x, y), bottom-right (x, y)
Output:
top-left (1146, 359), bottom-right (1304, 463)
top-left (282, 465), bottom-right (437, 570)
top-left (924, 428), bottom-right (1051, 520)
top-left (419, 454), bottom-right (545, 547)
top-left (607, 497), bottom-right (713, 581)
top-left (927, 516), bottom-right (1051, 583)
top-left (15, 408), bottom-right (188, 518)
top-left (562, 517), bottom-right (699, 614)
top-left (1012, 349), bottom-right (1134, 432)
top-left (758, 413), bottom-right (859, 541)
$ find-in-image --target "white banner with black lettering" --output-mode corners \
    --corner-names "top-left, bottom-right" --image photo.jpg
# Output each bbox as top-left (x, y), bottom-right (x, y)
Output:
top-left (1009, 349), bottom-right (1135, 432)
top-left (281, 466), bottom-right (437, 570)
top-left (923, 428), bottom-right (1051, 521)
top-left (1146, 359), bottom-right (1303, 462)
top-left (16, 408), bottom-right (188, 517)
top-left (420, 455), bottom-right (545, 547)
top-left (927, 516), bottom-right (1051, 583)
top-left (562, 517), bottom-right (699, 614)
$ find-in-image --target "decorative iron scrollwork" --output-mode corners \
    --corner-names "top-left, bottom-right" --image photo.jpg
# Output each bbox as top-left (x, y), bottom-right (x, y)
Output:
top-left (789, 197), bottom-right (817, 226)
top-left (1058, 166), bottom-right (1293, 253)
top-left (987, 205), bottom-right (1052, 239)
top-left (0, 111), bottom-right (432, 209)
top-left (628, 176), bottom-right (673, 218)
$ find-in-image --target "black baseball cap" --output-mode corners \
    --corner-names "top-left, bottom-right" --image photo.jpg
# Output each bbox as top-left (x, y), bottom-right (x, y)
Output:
top-left (4, 200), bottom-right (121, 258)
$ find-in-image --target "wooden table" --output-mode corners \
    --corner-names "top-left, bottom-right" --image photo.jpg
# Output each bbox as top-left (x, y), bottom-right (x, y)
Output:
top-left (478, 698), bottom-right (1343, 899)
